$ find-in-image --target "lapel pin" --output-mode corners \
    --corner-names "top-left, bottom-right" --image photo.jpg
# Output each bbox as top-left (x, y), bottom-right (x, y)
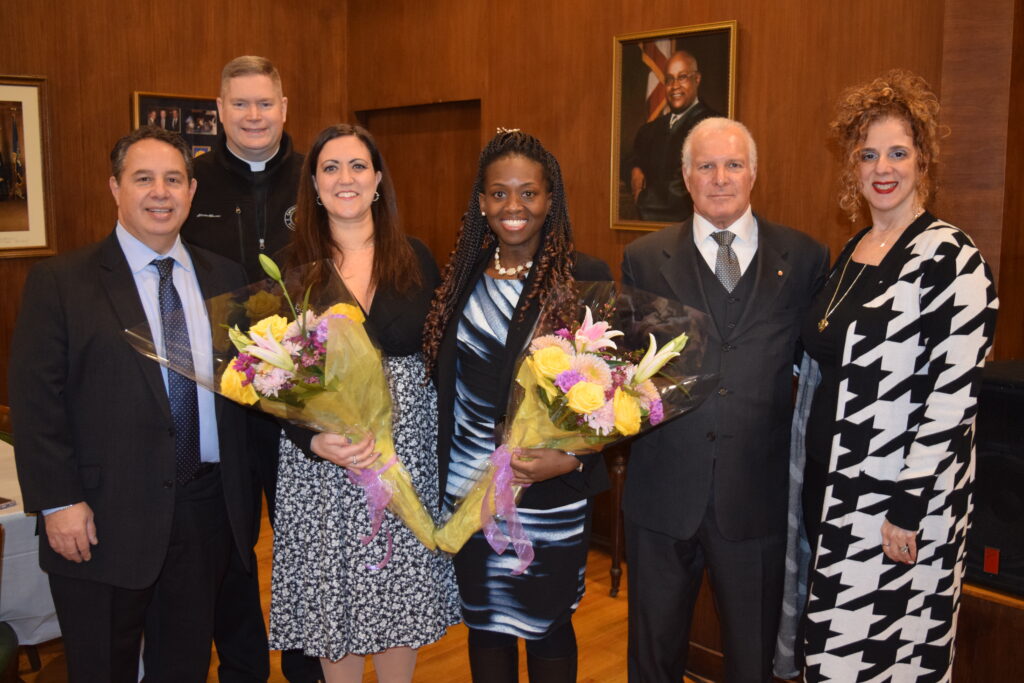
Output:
top-left (777, 270), bottom-right (784, 277)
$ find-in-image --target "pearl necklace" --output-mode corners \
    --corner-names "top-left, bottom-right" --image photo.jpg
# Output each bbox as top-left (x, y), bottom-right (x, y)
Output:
top-left (493, 246), bottom-right (533, 278)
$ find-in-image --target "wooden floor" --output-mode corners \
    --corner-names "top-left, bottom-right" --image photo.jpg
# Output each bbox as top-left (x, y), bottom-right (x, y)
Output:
top-left (16, 508), bottom-right (633, 682)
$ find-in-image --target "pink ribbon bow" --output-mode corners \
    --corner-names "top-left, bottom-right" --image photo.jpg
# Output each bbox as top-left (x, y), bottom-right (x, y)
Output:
top-left (481, 445), bottom-right (535, 575)
top-left (347, 455), bottom-right (398, 571)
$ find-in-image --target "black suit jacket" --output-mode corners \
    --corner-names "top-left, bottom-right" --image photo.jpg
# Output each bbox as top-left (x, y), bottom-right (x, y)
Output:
top-left (435, 248), bottom-right (613, 510)
top-left (628, 101), bottom-right (719, 221)
top-left (9, 231), bottom-right (256, 589)
top-left (621, 217), bottom-right (828, 540)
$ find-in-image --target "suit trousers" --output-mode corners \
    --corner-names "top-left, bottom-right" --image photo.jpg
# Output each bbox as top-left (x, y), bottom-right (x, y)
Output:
top-left (49, 468), bottom-right (232, 683)
top-left (625, 496), bottom-right (786, 683)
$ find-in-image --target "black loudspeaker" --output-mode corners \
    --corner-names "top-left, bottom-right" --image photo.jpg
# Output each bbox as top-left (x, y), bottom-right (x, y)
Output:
top-left (965, 360), bottom-right (1024, 596)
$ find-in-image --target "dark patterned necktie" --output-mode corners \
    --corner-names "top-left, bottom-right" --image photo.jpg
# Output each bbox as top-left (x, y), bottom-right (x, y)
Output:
top-left (152, 258), bottom-right (201, 484)
top-left (711, 230), bottom-right (741, 292)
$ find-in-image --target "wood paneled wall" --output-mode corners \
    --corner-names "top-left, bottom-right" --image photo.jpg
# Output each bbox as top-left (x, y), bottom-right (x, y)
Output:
top-left (1, 4), bottom-right (1020, 396)
top-left (347, 0), bottom-right (1022, 359)
top-left (0, 0), bottom-right (348, 404)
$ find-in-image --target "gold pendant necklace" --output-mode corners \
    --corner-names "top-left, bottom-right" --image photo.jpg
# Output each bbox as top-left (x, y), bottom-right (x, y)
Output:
top-left (818, 256), bottom-right (868, 332)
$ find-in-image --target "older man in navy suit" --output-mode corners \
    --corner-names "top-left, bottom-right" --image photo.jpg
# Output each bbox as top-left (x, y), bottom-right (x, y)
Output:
top-left (623, 118), bottom-right (829, 682)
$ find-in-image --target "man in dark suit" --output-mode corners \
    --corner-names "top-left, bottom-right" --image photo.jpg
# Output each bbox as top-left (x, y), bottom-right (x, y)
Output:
top-left (622, 118), bottom-right (829, 683)
top-left (627, 50), bottom-right (720, 222)
top-left (8, 126), bottom-right (255, 682)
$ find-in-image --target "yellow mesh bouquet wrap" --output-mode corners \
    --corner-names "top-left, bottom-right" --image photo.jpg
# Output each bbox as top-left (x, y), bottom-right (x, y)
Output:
top-left (125, 256), bottom-right (437, 558)
top-left (434, 281), bottom-right (716, 573)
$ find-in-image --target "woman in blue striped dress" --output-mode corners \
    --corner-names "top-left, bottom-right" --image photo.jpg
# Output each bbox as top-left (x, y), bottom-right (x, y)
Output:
top-left (423, 130), bottom-right (611, 682)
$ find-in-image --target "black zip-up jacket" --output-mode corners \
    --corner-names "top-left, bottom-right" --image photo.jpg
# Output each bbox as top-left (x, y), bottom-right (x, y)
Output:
top-left (182, 132), bottom-right (304, 281)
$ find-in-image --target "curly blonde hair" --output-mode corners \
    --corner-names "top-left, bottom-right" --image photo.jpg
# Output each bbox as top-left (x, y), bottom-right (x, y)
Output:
top-left (830, 69), bottom-right (942, 222)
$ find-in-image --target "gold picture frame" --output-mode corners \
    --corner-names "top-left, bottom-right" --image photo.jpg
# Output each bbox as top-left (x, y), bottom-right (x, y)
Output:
top-left (0, 75), bottom-right (55, 257)
top-left (611, 21), bottom-right (737, 232)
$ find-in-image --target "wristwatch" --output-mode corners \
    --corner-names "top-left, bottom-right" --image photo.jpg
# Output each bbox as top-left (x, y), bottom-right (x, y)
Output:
top-left (566, 451), bottom-right (584, 473)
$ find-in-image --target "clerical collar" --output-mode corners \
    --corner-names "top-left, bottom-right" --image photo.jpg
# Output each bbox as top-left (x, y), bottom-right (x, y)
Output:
top-left (228, 145), bottom-right (279, 172)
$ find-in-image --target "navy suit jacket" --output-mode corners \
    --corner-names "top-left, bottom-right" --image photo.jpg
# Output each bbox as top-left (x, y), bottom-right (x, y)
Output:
top-left (9, 230), bottom-right (256, 588)
top-left (621, 217), bottom-right (828, 540)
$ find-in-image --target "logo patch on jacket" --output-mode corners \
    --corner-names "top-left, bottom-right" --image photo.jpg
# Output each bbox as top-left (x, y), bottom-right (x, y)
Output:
top-left (285, 205), bottom-right (297, 231)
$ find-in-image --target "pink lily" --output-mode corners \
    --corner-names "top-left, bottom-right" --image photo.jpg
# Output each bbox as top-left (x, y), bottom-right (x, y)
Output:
top-left (574, 306), bottom-right (623, 353)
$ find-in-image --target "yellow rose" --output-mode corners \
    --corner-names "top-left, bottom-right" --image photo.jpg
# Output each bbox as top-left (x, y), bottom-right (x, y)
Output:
top-left (523, 357), bottom-right (558, 402)
top-left (613, 387), bottom-right (641, 435)
top-left (244, 290), bottom-right (282, 321)
top-left (249, 314), bottom-right (289, 342)
top-left (220, 366), bottom-right (258, 405)
top-left (532, 345), bottom-right (571, 379)
top-left (566, 381), bottom-right (606, 415)
top-left (323, 302), bottom-right (366, 324)
top-left (206, 294), bottom-right (233, 353)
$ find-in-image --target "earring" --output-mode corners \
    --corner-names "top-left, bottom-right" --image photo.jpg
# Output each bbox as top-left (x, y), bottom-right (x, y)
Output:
top-left (481, 211), bottom-right (486, 216)
top-left (373, 191), bottom-right (380, 202)
top-left (315, 195), bottom-right (323, 206)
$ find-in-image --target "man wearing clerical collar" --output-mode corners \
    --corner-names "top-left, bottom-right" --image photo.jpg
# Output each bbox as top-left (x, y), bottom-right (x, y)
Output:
top-left (180, 55), bottom-right (318, 683)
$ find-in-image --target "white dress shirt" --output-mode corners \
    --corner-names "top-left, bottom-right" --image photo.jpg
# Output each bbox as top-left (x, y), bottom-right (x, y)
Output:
top-left (692, 206), bottom-right (759, 276)
top-left (116, 223), bottom-right (220, 463)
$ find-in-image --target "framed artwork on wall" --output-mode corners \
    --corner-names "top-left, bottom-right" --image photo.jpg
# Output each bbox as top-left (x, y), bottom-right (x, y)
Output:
top-left (611, 21), bottom-right (737, 231)
top-left (0, 75), bottom-right (54, 258)
top-left (132, 91), bottom-right (219, 155)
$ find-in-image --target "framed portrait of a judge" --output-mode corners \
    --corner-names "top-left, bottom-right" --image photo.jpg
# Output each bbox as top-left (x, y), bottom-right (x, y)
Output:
top-left (611, 22), bottom-right (736, 231)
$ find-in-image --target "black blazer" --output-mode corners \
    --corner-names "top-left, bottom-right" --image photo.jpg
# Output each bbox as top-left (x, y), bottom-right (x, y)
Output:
top-left (627, 101), bottom-right (719, 217)
top-left (9, 231), bottom-right (256, 589)
top-left (621, 217), bottom-right (828, 540)
top-left (435, 248), bottom-right (613, 510)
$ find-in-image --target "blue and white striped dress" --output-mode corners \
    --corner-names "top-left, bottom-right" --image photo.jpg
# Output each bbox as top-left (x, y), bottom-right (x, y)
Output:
top-left (445, 275), bottom-right (590, 639)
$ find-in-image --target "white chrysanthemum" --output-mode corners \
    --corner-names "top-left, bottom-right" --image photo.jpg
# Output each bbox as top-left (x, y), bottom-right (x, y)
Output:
top-left (530, 334), bottom-right (574, 354)
top-left (570, 353), bottom-right (613, 390)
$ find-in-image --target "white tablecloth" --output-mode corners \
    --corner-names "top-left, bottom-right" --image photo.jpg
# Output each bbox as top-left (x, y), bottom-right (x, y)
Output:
top-left (0, 440), bottom-right (60, 644)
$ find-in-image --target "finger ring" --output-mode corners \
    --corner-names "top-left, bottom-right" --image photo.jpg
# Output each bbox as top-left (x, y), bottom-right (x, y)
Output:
top-left (350, 456), bottom-right (357, 465)
top-left (900, 545), bottom-right (910, 553)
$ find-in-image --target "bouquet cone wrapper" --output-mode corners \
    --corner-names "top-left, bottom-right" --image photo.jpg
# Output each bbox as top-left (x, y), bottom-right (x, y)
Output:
top-left (124, 259), bottom-right (437, 558)
top-left (434, 281), bottom-right (717, 572)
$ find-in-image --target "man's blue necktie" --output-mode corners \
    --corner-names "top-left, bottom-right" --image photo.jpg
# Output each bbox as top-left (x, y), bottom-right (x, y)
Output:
top-left (152, 258), bottom-right (201, 484)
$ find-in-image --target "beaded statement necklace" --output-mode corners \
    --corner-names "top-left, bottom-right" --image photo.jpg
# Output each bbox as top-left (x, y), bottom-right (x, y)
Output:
top-left (493, 246), bottom-right (533, 278)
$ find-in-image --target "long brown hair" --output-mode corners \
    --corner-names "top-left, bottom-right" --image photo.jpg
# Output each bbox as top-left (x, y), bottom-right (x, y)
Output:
top-left (288, 123), bottom-right (420, 293)
top-left (422, 129), bottom-right (575, 375)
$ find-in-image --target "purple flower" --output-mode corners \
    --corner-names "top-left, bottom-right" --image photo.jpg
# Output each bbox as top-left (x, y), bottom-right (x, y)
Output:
top-left (232, 353), bottom-right (258, 384)
top-left (648, 399), bottom-right (664, 425)
top-left (554, 369), bottom-right (584, 392)
top-left (555, 327), bottom-right (572, 340)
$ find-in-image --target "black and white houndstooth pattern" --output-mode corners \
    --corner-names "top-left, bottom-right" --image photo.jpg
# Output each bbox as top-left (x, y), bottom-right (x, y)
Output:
top-left (800, 216), bottom-right (998, 682)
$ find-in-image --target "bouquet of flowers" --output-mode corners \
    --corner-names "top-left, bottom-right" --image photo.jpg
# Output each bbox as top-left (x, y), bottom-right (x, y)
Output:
top-left (124, 256), bottom-right (438, 563)
top-left (434, 281), bottom-right (715, 572)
